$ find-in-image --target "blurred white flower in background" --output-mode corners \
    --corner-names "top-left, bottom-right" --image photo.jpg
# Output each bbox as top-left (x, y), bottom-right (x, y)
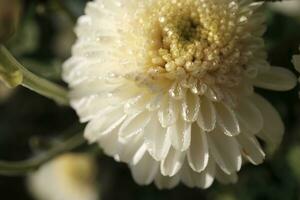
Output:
top-left (268, 0), bottom-right (300, 19)
top-left (28, 153), bottom-right (99, 200)
top-left (63, 0), bottom-right (297, 189)
top-left (293, 47), bottom-right (300, 73)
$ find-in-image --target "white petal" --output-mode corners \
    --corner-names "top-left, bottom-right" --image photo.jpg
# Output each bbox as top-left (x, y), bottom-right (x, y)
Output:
top-left (68, 78), bottom-right (121, 98)
top-left (235, 80), bottom-right (254, 96)
top-left (254, 66), bottom-right (297, 91)
top-left (215, 168), bottom-right (238, 184)
top-left (119, 110), bottom-right (151, 140)
top-left (197, 97), bottom-right (216, 132)
top-left (146, 93), bottom-right (163, 111)
top-left (71, 94), bottom-right (118, 122)
top-left (180, 163), bottom-right (196, 188)
top-left (187, 124), bottom-right (209, 172)
top-left (250, 94), bottom-right (284, 151)
top-left (131, 153), bottom-right (159, 185)
top-left (195, 159), bottom-right (215, 189)
top-left (168, 118), bottom-right (191, 151)
top-left (236, 98), bottom-right (263, 134)
top-left (169, 81), bottom-right (186, 100)
top-left (124, 93), bottom-right (150, 114)
top-left (236, 132), bottom-right (265, 165)
top-left (208, 127), bottom-right (242, 174)
top-left (144, 115), bottom-right (171, 161)
top-left (118, 134), bottom-right (146, 164)
top-left (154, 172), bottom-right (180, 190)
top-left (215, 102), bottom-right (240, 136)
top-left (205, 87), bottom-right (219, 101)
top-left (97, 125), bottom-right (121, 158)
top-left (84, 106), bottom-right (126, 143)
top-left (181, 159), bottom-right (215, 189)
top-left (158, 95), bottom-right (179, 128)
top-left (182, 90), bottom-right (200, 122)
top-left (131, 143), bottom-right (148, 165)
top-left (160, 148), bottom-right (185, 177)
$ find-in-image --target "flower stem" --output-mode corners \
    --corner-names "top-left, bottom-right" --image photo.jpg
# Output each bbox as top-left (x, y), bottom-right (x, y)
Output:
top-left (0, 133), bottom-right (86, 176)
top-left (0, 45), bottom-right (69, 105)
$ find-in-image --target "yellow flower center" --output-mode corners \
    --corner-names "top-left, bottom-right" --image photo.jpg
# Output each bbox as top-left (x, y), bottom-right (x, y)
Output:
top-left (132, 0), bottom-right (254, 89)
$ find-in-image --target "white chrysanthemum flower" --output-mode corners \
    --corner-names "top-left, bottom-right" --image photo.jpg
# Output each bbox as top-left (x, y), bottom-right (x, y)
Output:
top-left (63, 0), bottom-right (297, 189)
top-left (28, 154), bottom-right (98, 200)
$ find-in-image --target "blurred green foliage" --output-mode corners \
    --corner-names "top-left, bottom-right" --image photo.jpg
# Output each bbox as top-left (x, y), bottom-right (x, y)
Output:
top-left (0, 0), bottom-right (300, 200)
top-left (0, 0), bottom-right (21, 43)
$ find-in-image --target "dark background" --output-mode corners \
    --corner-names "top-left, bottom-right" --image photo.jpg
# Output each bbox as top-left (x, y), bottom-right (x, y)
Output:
top-left (0, 0), bottom-right (300, 199)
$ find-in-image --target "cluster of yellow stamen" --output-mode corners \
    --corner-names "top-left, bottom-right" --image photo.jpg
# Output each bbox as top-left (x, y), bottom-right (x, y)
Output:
top-left (134, 0), bottom-right (254, 89)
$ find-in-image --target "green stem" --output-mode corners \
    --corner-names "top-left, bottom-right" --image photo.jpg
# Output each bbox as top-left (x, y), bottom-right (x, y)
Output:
top-left (22, 70), bottom-right (69, 105)
top-left (0, 45), bottom-right (69, 105)
top-left (0, 133), bottom-right (86, 176)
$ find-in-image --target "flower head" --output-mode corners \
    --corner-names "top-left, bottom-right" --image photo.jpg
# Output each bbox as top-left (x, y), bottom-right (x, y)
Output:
top-left (63, 0), bottom-right (297, 189)
top-left (28, 154), bottom-right (98, 200)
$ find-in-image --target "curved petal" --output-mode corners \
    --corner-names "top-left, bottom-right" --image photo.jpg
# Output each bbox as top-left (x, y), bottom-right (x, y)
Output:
top-left (154, 172), bottom-right (180, 189)
top-left (208, 127), bottom-right (242, 174)
top-left (169, 81), bottom-right (186, 100)
top-left (197, 97), bottom-right (216, 132)
top-left (119, 110), bottom-right (151, 140)
top-left (130, 153), bottom-right (159, 185)
top-left (71, 94), bottom-right (119, 123)
top-left (84, 106), bottom-right (126, 143)
top-left (215, 102), bottom-right (240, 136)
top-left (168, 118), bottom-right (191, 151)
top-left (205, 87), bottom-right (219, 101)
top-left (97, 125), bottom-right (121, 158)
top-left (253, 66), bottom-right (297, 91)
top-left (124, 93), bottom-right (151, 114)
top-left (236, 98), bottom-right (263, 134)
top-left (215, 167), bottom-right (238, 184)
top-left (68, 78), bottom-right (122, 98)
top-left (146, 93), bottom-right (164, 111)
top-left (235, 80), bottom-right (254, 96)
top-left (158, 95), bottom-right (179, 128)
top-left (187, 124), bottom-right (209, 172)
top-left (236, 132), bottom-right (265, 165)
top-left (181, 159), bottom-right (215, 189)
top-left (118, 134), bottom-right (146, 164)
top-left (250, 94), bottom-right (284, 151)
top-left (182, 90), bottom-right (200, 122)
top-left (144, 115), bottom-right (171, 161)
top-left (160, 148), bottom-right (185, 177)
